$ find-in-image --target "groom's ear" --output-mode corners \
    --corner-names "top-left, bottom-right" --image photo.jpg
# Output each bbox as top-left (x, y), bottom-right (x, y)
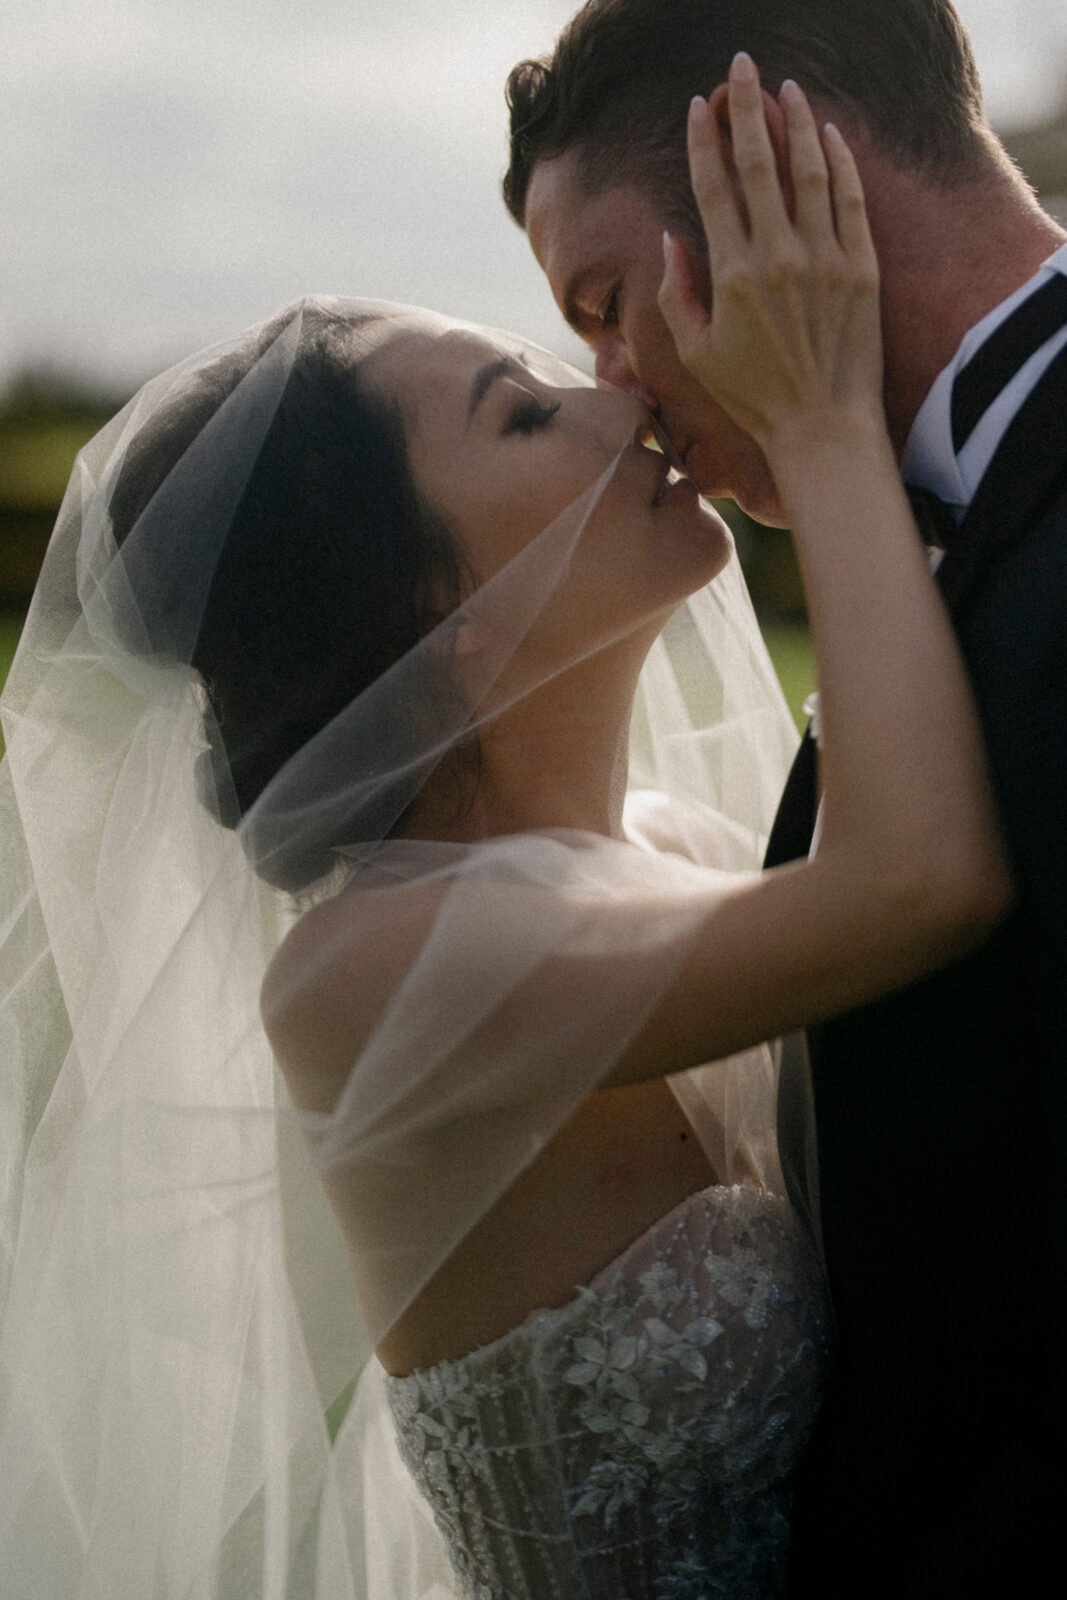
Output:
top-left (706, 82), bottom-right (797, 222)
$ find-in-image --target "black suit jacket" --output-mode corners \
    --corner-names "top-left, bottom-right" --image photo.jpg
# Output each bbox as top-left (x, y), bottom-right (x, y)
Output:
top-left (771, 342), bottom-right (1067, 1598)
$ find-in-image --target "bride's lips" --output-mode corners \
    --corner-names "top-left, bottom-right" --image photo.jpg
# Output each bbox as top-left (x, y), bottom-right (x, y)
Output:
top-left (654, 471), bottom-right (700, 508)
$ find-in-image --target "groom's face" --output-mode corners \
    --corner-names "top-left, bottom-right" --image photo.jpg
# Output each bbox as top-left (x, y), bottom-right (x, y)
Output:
top-left (525, 150), bottom-right (788, 527)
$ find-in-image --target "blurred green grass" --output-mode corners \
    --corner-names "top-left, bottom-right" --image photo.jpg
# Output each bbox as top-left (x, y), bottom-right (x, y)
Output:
top-left (0, 612), bottom-right (813, 759)
top-left (0, 615), bottom-right (21, 687)
top-left (0, 615), bottom-right (21, 755)
top-left (761, 620), bottom-right (815, 731)
top-left (0, 420), bottom-right (97, 508)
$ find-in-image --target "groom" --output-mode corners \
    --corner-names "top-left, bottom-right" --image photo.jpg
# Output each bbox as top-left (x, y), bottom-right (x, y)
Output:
top-left (503, 1), bottom-right (1067, 1594)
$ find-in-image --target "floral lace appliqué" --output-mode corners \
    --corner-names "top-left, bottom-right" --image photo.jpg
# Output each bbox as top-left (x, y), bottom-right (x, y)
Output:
top-left (387, 1184), bottom-right (827, 1600)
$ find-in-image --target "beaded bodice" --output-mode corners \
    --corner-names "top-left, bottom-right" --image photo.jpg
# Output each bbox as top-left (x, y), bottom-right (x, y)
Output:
top-left (385, 1184), bottom-right (828, 1599)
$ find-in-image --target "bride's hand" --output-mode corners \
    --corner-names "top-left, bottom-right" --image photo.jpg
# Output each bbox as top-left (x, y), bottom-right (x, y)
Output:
top-left (659, 53), bottom-right (883, 457)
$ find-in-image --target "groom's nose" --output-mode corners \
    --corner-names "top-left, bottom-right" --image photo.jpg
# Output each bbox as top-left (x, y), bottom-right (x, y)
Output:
top-left (594, 340), bottom-right (658, 413)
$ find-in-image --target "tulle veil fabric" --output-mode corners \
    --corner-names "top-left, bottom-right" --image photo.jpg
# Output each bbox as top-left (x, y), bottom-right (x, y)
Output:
top-left (0, 297), bottom-right (811, 1598)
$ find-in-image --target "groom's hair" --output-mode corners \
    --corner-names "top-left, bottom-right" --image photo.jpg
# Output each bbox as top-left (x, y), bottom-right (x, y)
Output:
top-left (504, 0), bottom-right (994, 232)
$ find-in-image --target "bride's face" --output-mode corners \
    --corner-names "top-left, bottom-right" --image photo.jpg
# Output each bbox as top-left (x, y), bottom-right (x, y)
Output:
top-left (364, 314), bottom-right (732, 634)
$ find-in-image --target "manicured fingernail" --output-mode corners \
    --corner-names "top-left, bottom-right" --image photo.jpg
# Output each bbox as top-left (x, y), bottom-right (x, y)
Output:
top-left (780, 78), bottom-right (800, 101)
top-left (823, 121), bottom-right (843, 144)
top-left (689, 94), bottom-right (708, 122)
top-left (732, 51), bottom-right (756, 80)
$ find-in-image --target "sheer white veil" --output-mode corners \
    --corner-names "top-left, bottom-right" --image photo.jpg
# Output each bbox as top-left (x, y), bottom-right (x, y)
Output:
top-left (0, 296), bottom-right (810, 1597)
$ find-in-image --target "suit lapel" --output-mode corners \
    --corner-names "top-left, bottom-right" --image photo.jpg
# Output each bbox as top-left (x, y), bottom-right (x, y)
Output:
top-left (938, 339), bottom-right (1067, 615)
top-left (764, 334), bottom-right (1067, 872)
top-left (763, 726), bottom-right (817, 869)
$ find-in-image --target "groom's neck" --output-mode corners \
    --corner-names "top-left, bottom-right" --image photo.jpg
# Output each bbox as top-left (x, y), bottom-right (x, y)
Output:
top-left (849, 133), bottom-right (1066, 456)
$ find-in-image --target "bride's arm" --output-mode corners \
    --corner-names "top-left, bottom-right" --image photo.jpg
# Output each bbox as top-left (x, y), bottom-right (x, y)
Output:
top-left (266, 65), bottom-right (1011, 1104)
top-left (604, 58), bottom-right (1013, 1085)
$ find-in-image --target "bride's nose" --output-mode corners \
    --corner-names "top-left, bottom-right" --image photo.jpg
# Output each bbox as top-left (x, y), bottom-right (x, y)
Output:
top-left (593, 340), bottom-right (659, 413)
top-left (579, 386), bottom-right (656, 456)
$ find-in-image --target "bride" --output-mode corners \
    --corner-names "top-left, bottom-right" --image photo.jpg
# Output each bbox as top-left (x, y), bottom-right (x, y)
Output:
top-left (0, 80), bottom-right (1008, 1599)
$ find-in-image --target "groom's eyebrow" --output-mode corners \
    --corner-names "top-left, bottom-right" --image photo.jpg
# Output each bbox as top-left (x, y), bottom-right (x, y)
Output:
top-left (467, 353), bottom-right (532, 420)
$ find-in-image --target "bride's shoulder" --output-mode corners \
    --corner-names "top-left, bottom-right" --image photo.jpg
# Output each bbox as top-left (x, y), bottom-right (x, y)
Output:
top-left (260, 876), bottom-right (448, 1110)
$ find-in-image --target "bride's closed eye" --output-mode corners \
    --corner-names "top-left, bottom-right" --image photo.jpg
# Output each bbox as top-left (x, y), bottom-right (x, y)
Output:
top-left (502, 397), bottom-right (562, 436)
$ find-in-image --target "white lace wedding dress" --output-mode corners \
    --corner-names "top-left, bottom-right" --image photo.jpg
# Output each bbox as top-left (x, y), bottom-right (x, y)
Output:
top-left (383, 1183), bottom-right (828, 1600)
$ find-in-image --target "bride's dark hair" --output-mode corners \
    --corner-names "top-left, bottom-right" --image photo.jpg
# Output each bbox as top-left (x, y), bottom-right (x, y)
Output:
top-left (107, 307), bottom-right (469, 836)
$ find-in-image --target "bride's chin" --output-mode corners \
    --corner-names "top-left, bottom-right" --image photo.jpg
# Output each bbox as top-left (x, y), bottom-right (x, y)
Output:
top-left (660, 499), bottom-right (734, 591)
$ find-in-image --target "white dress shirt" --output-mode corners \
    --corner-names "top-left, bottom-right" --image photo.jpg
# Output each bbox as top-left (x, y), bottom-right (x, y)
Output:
top-left (807, 241), bottom-right (1067, 859)
top-left (901, 241), bottom-right (1067, 520)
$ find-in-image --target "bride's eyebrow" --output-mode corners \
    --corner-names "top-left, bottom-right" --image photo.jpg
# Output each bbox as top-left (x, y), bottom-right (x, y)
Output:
top-left (467, 353), bottom-right (532, 421)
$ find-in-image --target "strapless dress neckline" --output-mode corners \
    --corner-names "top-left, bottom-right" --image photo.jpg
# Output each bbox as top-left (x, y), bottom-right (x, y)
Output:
top-left (384, 1182), bottom-right (828, 1599)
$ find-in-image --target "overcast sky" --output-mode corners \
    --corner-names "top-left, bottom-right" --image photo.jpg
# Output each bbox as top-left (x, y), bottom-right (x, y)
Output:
top-left (3, 0), bottom-right (1066, 395)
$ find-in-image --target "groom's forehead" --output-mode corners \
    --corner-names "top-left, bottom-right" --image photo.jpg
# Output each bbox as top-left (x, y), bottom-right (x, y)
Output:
top-left (526, 153), bottom-right (667, 321)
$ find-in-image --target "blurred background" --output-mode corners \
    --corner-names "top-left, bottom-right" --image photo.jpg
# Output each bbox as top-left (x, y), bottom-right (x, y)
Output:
top-left (3, 0), bottom-right (1065, 724)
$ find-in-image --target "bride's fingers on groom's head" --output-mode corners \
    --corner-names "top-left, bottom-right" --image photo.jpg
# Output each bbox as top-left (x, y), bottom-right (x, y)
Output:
top-left (686, 91), bottom-right (747, 276)
top-left (724, 52), bottom-right (791, 240)
top-left (822, 125), bottom-right (878, 266)
top-left (705, 78), bottom-right (793, 236)
top-left (777, 80), bottom-right (835, 244)
top-left (658, 231), bottom-right (706, 358)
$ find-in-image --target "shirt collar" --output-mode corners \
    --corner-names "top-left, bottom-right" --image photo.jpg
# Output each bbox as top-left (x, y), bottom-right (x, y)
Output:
top-left (901, 241), bottom-right (1067, 516)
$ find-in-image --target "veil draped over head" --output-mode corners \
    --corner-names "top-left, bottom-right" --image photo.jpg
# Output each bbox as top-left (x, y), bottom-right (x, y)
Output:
top-left (0, 297), bottom-right (811, 1598)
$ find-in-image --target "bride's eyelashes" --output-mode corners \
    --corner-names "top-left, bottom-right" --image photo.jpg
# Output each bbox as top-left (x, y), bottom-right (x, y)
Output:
top-left (502, 397), bottom-right (562, 436)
